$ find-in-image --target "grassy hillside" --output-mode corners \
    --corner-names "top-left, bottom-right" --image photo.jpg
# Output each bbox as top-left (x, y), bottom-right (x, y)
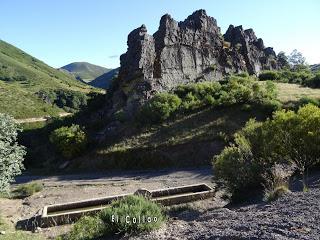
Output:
top-left (72, 80), bottom-right (320, 170)
top-left (0, 40), bottom-right (96, 118)
top-left (90, 68), bottom-right (119, 89)
top-left (60, 62), bottom-right (111, 82)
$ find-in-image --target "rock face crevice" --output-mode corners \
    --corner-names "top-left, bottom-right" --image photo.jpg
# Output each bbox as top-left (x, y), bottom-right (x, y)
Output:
top-left (111, 9), bottom-right (279, 117)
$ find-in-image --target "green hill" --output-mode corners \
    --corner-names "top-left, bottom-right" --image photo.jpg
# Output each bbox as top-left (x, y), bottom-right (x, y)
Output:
top-left (90, 68), bottom-right (119, 89)
top-left (0, 40), bottom-right (96, 119)
top-left (60, 62), bottom-right (111, 83)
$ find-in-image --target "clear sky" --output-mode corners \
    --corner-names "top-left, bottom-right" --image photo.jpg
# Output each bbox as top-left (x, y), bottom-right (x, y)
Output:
top-left (0, 0), bottom-right (319, 69)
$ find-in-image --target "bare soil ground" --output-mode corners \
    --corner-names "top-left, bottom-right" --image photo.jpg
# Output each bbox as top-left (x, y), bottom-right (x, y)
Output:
top-left (1, 168), bottom-right (320, 240)
top-left (0, 167), bottom-right (213, 239)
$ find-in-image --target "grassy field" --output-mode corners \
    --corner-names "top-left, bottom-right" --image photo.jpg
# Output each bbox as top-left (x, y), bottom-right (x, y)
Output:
top-left (0, 40), bottom-right (97, 119)
top-left (275, 82), bottom-right (320, 102)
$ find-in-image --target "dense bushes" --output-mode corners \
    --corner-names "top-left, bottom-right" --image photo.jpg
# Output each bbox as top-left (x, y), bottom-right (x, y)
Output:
top-left (49, 124), bottom-right (87, 159)
top-left (139, 93), bottom-right (182, 123)
top-left (258, 69), bottom-right (316, 86)
top-left (214, 104), bottom-right (320, 201)
top-left (139, 76), bottom-right (280, 124)
top-left (61, 195), bottom-right (166, 240)
top-left (304, 73), bottom-right (320, 88)
top-left (37, 89), bottom-right (88, 112)
top-left (258, 71), bottom-right (279, 81)
top-left (0, 113), bottom-right (25, 192)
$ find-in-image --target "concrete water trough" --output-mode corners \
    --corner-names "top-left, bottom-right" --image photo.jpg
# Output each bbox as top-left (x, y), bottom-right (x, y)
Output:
top-left (39, 183), bottom-right (214, 227)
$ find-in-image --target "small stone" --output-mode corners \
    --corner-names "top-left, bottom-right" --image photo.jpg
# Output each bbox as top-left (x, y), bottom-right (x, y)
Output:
top-left (0, 231), bottom-right (5, 235)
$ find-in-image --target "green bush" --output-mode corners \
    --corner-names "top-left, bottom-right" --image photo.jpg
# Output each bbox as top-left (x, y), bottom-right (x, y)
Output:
top-left (297, 97), bottom-right (320, 108)
top-left (12, 182), bottom-right (43, 198)
top-left (37, 89), bottom-right (88, 112)
top-left (139, 93), bottom-right (181, 123)
top-left (214, 104), bottom-right (320, 201)
top-left (175, 81), bottom-right (222, 110)
top-left (100, 195), bottom-right (166, 234)
top-left (304, 72), bottom-right (320, 88)
top-left (258, 69), bottom-right (315, 85)
top-left (62, 216), bottom-right (105, 240)
top-left (49, 124), bottom-right (87, 159)
top-left (138, 75), bottom-right (280, 124)
top-left (280, 69), bottom-right (313, 84)
top-left (0, 113), bottom-right (25, 192)
top-left (62, 196), bottom-right (166, 239)
top-left (258, 71), bottom-right (279, 81)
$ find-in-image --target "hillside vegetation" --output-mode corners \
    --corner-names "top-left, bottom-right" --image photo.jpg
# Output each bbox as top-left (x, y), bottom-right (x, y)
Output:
top-left (70, 72), bottom-right (320, 171)
top-left (90, 68), bottom-right (119, 89)
top-left (0, 40), bottom-right (97, 118)
top-left (60, 62), bottom-right (111, 83)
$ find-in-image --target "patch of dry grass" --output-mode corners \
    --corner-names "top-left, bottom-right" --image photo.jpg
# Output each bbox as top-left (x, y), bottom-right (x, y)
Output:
top-left (274, 82), bottom-right (320, 103)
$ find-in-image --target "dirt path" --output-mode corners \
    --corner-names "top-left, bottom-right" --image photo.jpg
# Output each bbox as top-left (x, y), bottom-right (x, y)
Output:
top-left (15, 112), bottom-right (72, 124)
top-left (15, 167), bottom-right (212, 187)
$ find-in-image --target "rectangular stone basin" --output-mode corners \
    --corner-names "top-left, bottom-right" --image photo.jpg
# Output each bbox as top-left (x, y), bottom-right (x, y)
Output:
top-left (40, 183), bottom-right (214, 227)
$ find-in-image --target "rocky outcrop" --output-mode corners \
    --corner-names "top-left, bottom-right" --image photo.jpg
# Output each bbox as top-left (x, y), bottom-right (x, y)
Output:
top-left (110, 9), bottom-right (279, 117)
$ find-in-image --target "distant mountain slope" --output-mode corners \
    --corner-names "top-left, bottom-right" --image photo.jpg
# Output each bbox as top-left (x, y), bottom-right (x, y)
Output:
top-left (60, 62), bottom-right (111, 82)
top-left (90, 68), bottom-right (119, 89)
top-left (0, 40), bottom-right (95, 118)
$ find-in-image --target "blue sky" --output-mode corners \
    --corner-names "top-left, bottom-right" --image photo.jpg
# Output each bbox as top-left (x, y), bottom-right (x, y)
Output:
top-left (0, 0), bottom-right (319, 68)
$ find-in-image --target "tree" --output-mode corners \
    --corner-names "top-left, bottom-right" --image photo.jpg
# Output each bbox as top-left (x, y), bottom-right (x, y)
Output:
top-left (49, 124), bottom-right (87, 159)
top-left (288, 49), bottom-right (306, 66)
top-left (0, 113), bottom-right (26, 192)
top-left (277, 51), bottom-right (289, 69)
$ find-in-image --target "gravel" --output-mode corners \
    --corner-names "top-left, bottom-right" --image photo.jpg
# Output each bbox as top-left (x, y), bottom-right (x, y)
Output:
top-left (129, 186), bottom-right (320, 239)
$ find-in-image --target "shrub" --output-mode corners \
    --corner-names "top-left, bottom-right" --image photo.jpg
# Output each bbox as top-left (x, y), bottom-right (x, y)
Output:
top-left (304, 72), bottom-right (320, 88)
top-left (49, 124), bottom-right (87, 159)
top-left (262, 164), bottom-right (291, 202)
top-left (12, 182), bottom-right (43, 198)
top-left (138, 75), bottom-right (280, 124)
top-left (0, 113), bottom-right (25, 192)
top-left (258, 71), bottom-right (279, 81)
top-left (264, 185), bottom-right (289, 202)
top-left (214, 104), bottom-right (320, 201)
top-left (139, 93), bottom-right (181, 123)
top-left (37, 89), bottom-right (88, 112)
top-left (62, 196), bottom-right (166, 239)
top-left (100, 195), bottom-right (166, 235)
top-left (62, 216), bottom-right (105, 240)
top-left (297, 97), bottom-right (320, 108)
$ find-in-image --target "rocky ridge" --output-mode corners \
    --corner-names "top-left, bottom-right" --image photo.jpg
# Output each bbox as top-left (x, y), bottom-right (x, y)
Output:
top-left (109, 9), bottom-right (279, 117)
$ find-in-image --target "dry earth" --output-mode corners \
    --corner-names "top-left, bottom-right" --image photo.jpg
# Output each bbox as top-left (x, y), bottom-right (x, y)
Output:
top-left (1, 168), bottom-right (320, 240)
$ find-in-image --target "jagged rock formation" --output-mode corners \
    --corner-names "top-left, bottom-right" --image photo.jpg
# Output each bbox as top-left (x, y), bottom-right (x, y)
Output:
top-left (110, 9), bottom-right (279, 117)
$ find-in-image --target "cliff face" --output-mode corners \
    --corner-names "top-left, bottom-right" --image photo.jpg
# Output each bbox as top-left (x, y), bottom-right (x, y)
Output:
top-left (112, 10), bottom-right (279, 116)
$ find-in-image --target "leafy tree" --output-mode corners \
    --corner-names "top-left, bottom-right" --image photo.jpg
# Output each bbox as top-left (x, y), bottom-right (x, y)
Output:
top-left (288, 49), bottom-right (306, 66)
top-left (49, 124), bottom-right (87, 159)
top-left (0, 113), bottom-right (25, 192)
top-left (277, 51), bottom-right (290, 69)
